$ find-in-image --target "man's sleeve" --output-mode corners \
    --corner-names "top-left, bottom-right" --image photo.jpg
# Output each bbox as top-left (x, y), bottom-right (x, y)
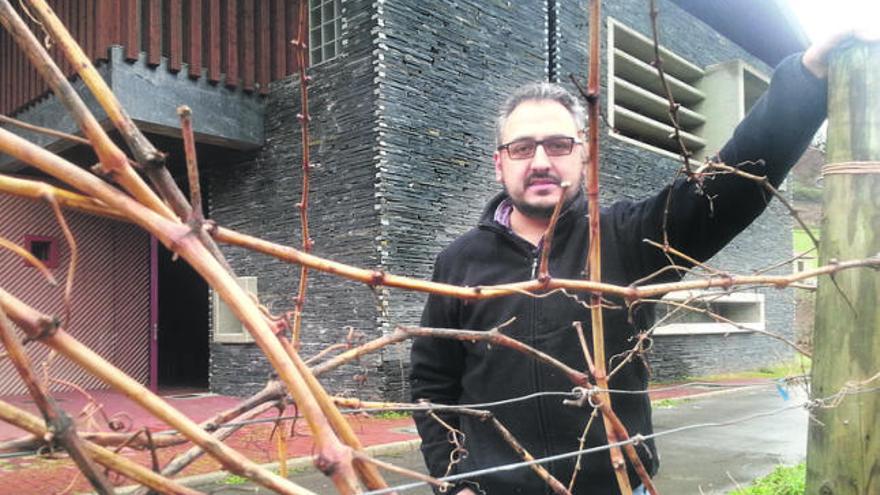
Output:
top-left (409, 252), bottom-right (469, 488)
top-left (611, 52), bottom-right (828, 282)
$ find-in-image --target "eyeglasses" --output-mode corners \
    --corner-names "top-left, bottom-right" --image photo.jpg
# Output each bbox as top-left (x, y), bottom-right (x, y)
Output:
top-left (497, 136), bottom-right (581, 160)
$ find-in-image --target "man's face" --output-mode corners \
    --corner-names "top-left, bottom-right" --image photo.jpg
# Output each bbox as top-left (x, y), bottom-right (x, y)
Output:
top-left (493, 100), bottom-right (586, 219)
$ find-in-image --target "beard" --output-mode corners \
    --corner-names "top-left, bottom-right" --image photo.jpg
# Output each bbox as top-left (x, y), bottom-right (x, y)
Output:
top-left (509, 195), bottom-right (557, 219)
top-left (506, 171), bottom-right (579, 220)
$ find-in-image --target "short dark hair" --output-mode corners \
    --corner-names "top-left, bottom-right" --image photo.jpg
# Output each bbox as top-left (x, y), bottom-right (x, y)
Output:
top-left (496, 83), bottom-right (586, 145)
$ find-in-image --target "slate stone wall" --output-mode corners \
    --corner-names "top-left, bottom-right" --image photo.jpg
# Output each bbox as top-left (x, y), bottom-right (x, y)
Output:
top-left (207, 0), bottom-right (798, 397)
top-left (372, 0), bottom-right (549, 400)
top-left (555, 0), bottom-right (796, 379)
top-left (207, 0), bottom-right (385, 398)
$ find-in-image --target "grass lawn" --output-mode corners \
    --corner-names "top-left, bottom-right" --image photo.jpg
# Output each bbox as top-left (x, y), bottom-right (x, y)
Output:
top-left (650, 356), bottom-right (812, 386)
top-left (728, 463), bottom-right (805, 494)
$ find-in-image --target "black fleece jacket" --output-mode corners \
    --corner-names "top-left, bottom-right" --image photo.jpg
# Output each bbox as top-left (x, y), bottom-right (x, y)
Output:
top-left (410, 54), bottom-right (827, 494)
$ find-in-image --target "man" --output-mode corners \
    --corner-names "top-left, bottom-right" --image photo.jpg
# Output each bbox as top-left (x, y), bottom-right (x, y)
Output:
top-left (411, 37), bottom-right (846, 494)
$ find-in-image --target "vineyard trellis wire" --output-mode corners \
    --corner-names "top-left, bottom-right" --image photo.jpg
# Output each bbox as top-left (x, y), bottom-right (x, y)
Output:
top-left (0, 1), bottom-right (877, 494)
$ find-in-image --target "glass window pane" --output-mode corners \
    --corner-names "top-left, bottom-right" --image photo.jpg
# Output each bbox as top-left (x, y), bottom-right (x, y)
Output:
top-left (311, 48), bottom-right (322, 64)
top-left (324, 43), bottom-right (336, 60)
top-left (310, 7), bottom-right (321, 26)
top-left (323, 22), bottom-right (335, 44)
top-left (323, 2), bottom-right (334, 20)
top-left (310, 29), bottom-right (321, 48)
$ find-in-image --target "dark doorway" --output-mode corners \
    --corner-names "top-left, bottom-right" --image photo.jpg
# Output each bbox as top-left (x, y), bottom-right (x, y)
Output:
top-left (157, 244), bottom-right (209, 390)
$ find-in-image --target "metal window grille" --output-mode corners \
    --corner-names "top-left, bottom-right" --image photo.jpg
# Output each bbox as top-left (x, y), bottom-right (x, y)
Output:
top-left (309, 0), bottom-right (342, 65)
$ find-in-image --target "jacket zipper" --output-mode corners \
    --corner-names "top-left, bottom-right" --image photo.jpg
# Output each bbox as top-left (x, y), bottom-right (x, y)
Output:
top-left (528, 250), bottom-right (553, 493)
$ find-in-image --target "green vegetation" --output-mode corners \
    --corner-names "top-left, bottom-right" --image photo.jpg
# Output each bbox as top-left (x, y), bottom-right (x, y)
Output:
top-left (221, 474), bottom-right (249, 485)
top-left (792, 182), bottom-right (823, 203)
top-left (692, 356), bottom-right (811, 382)
top-left (729, 463), bottom-right (805, 494)
top-left (792, 228), bottom-right (821, 275)
top-left (371, 410), bottom-right (412, 420)
top-left (652, 398), bottom-right (690, 409)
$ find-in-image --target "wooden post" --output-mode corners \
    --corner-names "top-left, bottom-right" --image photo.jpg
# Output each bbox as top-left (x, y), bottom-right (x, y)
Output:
top-left (805, 41), bottom-right (880, 495)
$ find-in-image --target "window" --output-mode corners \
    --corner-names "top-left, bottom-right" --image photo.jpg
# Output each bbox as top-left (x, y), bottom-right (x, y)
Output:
top-left (653, 290), bottom-right (765, 336)
top-left (212, 276), bottom-right (258, 344)
top-left (24, 235), bottom-right (58, 268)
top-left (309, 0), bottom-right (342, 65)
top-left (607, 19), bottom-right (769, 159)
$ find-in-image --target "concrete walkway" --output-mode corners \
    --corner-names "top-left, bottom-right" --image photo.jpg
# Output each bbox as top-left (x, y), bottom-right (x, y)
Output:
top-left (193, 384), bottom-right (808, 494)
top-left (652, 385), bottom-right (807, 494)
top-left (0, 380), bottom-right (804, 494)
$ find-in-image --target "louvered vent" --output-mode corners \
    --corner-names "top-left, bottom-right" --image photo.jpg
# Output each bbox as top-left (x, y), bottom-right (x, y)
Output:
top-left (608, 19), bottom-right (706, 157)
top-left (212, 276), bottom-right (258, 344)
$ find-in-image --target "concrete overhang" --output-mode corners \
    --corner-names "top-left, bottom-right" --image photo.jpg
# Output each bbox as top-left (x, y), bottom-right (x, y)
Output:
top-left (1, 46), bottom-right (264, 171)
top-left (671, 0), bottom-right (810, 67)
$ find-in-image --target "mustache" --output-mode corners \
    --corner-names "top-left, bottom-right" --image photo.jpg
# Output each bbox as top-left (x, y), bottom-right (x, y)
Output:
top-left (524, 172), bottom-right (562, 186)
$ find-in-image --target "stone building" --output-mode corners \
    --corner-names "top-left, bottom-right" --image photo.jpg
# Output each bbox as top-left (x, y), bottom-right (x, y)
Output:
top-left (0, 0), bottom-right (810, 399)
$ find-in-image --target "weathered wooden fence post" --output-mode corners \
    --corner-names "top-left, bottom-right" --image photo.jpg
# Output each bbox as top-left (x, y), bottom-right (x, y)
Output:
top-left (805, 41), bottom-right (880, 495)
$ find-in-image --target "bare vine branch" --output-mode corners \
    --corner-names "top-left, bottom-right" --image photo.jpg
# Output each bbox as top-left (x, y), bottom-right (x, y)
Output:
top-left (291, 0), bottom-right (314, 349)
top-left (0, 306), bottom-right (115, 494)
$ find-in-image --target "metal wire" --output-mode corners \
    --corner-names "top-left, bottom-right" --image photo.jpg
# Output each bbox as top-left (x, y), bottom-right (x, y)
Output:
top-left (361, 385), bottom-right (880, 495)
top-left (0, 381), bottom-right (778, 460)
top-left (172, 382), bottom-right (767, 430)
top-left (212, 390), bottom-right (580, 429)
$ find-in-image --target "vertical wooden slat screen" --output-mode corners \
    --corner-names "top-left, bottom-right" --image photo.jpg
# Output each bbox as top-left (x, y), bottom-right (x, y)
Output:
top-left (11, 32), bottom-right (16, 114)
top-left (257, 0), bottom-right (270, 95)
top-left (122, 0), bottom-right (139, 61)
top-left (29, 38), bottom-right (35, 106)
top-left (187, 0), bottom-right (202, 78)
top-left (82, 0), bottom-right (91, 65)
top-left (167, 0), bottom-right (182, 72)
top-left (2, 32), bottom-right (6, 114)
top-left (57, 0), bottom-right (68, 76)
top-left (61, 0), bottom-right (70, 75)
top-left (25, 16), bottom-right (32, 109)
top-left (271, 0), bottom-right (286, 80)
top-left (109, 0), bottom-right (121, 52)
top-left (2, 1), bottom-right (303, 116)
top-left (241, 2), bottom-right (255, 91)
top-left (286, 0), bottom-right (296, 74)
top-left (19, 21), bottom-right (26, 111)
top-left (2, 32), bottom-right (8, 114)
top-left (76, 0), bottom-right (85, 73)
top-left (224, 0), bottom-right (239, 88)
top-left (11, 34), bottom-right (16, 116)
top-left (96, 0), bottom-right (113, 60)
top-left (84, 0), bottom-right (94, 60)
top-left (24, 23), bottom-right (31, 109)
top-left (14, 34), bottom-right (20, 116)
top-left (146, 0), bottom-right (161, 66)
top-left (5, 33), bottom-right (10, 114)
top-left (207, 0), bottom-right (221, 83)
top-left (3, 32), bottom-right (8, 114)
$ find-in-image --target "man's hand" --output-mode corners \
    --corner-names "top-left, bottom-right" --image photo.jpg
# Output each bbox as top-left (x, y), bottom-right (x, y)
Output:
top-left (803, 28), bottom-right (880, 79)
top-left (456, 489), bottom-right (478, 495)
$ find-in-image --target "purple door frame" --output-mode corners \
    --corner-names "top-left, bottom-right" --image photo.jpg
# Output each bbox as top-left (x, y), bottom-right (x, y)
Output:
top-left (149, 236), bottom-right (159, 392)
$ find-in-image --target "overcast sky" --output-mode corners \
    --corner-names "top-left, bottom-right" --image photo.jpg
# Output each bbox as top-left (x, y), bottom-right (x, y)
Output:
top-left (789, 0), bottom-right (880, 41)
